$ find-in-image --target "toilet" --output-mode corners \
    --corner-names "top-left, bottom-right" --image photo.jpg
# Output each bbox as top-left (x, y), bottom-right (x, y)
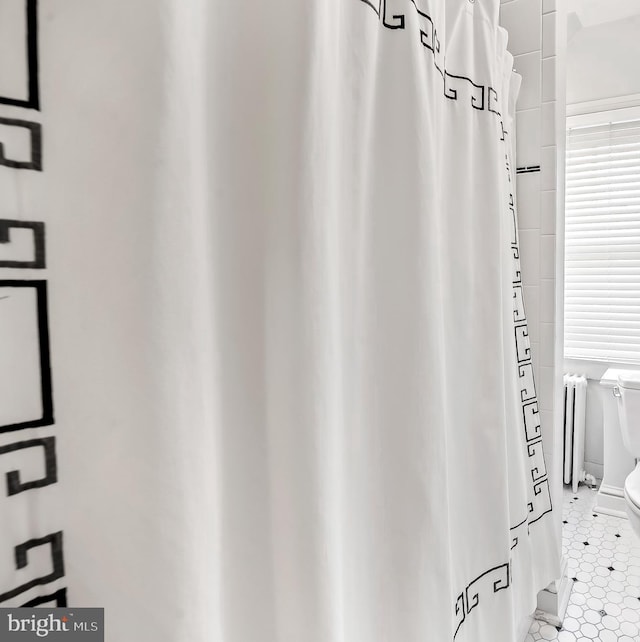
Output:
top-left (615, 371), bottom-right (640, 537)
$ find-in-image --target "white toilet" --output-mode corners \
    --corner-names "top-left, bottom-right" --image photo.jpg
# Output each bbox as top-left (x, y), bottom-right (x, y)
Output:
top-left (615, 371), bottom-right (640, 537)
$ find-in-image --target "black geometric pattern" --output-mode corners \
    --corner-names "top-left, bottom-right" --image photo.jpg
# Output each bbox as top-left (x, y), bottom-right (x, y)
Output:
top-left (528, 479), bottom-right (553, 525)
top-left (523, 401), bottom-right (542, 442)
top-left (0, 280), bottom-right (54, 433)
top-left (527, 440), bottom-right (547, 483)
top-left (0, 116), bottom-right (42, 171)
top-left (0, 532), bottom-right (64, 603)
top-left (515, 325), bottom-right (532, 363)
top-left (0, 0), bottom-right (39, 110)
top-left (0, 0), bottom-right (65, 608)
top-left (454, 564), bottom-right (511, 640)
top-left (0, 291), bottom-right (63, 607)
top-left (510, 517), bottom-right (529, 551)
top-left (0, 0), bottom-right (42, 172)
top-left (0, 437), bottom-right (58, 496)
top-left (518, 363), bottom-right (537, 403)
top-left (512, 247), bottom-right (522, 284)
top-left (358, 0), bottom-right (499, 112)
top-left (0, 219), bottom-right (46, 268)
top-left (513, 285), bottom-right (526, 323)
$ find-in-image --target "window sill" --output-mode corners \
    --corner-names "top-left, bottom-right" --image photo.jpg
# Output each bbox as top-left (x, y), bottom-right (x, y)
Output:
top-left (563, 357), bottom-right (640, 382)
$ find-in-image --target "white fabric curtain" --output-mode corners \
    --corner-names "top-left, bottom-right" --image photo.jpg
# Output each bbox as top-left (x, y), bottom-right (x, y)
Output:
top-left (0, 0), bottom-right (559, 640)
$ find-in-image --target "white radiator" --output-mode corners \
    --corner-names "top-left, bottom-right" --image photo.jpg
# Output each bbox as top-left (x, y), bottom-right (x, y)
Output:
top-left (563, 374), bottom-right (588, 492)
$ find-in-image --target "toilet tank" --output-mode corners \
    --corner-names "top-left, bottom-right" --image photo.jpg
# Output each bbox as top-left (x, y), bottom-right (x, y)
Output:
top-left (617, 371), bottom-right (640, 456)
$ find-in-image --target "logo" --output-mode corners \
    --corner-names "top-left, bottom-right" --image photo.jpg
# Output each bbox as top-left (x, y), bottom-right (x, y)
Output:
top-left (0, 609), bottom-right (103, 641)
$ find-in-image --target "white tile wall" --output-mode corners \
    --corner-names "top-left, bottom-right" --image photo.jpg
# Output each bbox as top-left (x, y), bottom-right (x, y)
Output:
top-left (541, 190), bottom-right (556, 235)
top-left (542, 56), bottom-right (556, 102)
top-left (539, 365), bottom-right (555, 412)
top-left (517, 172), bottom-right (542, 230)
top-left (516, 109), bottom-right (542, 167)
top-left (540, 234), bottom-right (556, 279)
top-left (542, 12), bottom-right (556, 57)
top-left (541, 101), bottom-right (556, 147)
top-left (542, 0), bottom-right (556, 14)
top-left (541, 145), bottom-right (557, 190)
top-left (520, 229), bottom-right (541, 285)
top-left (540, 409), bottom-right (554, 452)
top-left (501, 0), bottom-right (542, 56)
top-left (540, 278), bottom-right (555, 323)
top-left (524, 284), bottom-right (541, 340)
top-left (514, 51), bottom-right (542, 110)
top-left (540, 322), bottom-right (555, 367)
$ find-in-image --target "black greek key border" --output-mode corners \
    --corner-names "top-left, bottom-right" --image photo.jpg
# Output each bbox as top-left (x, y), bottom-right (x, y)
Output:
top-left (0, 0), bottom-right (39, 110)
top-left (0, 0), bottom-right (64, 609)
top-left (0, 219), bottom-right (46, 268)
top-left (0, 532), bottom-right (64, 603)
top-left (0, 117), bottom-right (43, 171)
top-left (0, 280), bottom-right (54, 433)
top-left (454, 563), bottom-right (511, 639)
top-left (0, 437), bottom-right (58, 496)
top-left (358, 0), bottom-right (504, 123)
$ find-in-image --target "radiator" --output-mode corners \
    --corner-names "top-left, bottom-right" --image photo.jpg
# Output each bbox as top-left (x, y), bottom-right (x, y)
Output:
top-left (563, 374), bottom-right (588, 492)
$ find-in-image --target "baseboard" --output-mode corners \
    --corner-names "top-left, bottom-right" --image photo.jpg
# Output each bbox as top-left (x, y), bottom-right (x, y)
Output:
top-left (535, 557), bottom-right (573, 628)
top-left (594, 483), bottom-right (629, 519)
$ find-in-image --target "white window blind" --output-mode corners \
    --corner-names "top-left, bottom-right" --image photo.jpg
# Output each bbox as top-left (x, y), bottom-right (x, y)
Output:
top-left (565, 117), bottom-right (640, 363)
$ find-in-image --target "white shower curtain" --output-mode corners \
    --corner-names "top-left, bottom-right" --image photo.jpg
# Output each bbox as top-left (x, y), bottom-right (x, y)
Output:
top-left (0, 0), bottom-right (560, 640)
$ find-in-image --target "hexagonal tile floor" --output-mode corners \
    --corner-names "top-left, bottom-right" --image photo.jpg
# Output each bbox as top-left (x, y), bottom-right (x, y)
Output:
top-left (525, 483), bottom-right (640, 642)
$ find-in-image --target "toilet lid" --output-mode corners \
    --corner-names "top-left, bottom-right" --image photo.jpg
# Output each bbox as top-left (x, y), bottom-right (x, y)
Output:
top-left (618, 371), bottom-right (640, 390)
top-left (626, 466), bottom-right (640, 509)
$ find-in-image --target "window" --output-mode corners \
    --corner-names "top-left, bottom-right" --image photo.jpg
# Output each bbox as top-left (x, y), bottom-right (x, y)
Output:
top-left (565, 111), bottom-right (640, 363)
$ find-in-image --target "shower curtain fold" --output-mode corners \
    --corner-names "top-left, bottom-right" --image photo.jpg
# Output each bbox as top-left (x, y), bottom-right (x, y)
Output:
top-left (0, 1), bottom-right (560, 641)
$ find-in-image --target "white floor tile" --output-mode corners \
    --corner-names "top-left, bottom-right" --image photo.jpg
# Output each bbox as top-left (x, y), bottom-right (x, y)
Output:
top-left (527, 484), bottom-right (640, 640)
